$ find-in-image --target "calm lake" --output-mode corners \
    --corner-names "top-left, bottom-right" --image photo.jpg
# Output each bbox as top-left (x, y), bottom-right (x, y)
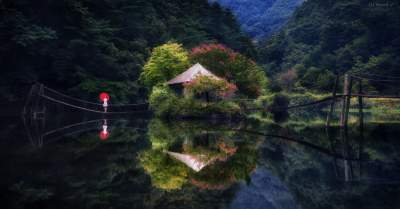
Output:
top-left (1, 110), bottom-right (400, 209)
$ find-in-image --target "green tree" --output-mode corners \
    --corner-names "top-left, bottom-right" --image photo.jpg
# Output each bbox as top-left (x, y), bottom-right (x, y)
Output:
top-left (140, 43), bottom-right (190, 89)
top-left (148, 85), bottom-right (180, 117)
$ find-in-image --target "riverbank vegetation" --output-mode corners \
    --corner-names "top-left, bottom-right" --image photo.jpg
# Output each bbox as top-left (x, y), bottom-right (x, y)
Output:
top-left (142, 43), bottom-right (269, 118)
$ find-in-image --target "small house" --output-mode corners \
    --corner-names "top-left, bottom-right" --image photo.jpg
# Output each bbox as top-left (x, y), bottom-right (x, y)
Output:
top-left (166, 63), bottom-right (222, 95)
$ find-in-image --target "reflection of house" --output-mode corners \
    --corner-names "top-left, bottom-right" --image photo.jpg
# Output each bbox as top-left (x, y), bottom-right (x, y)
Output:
top-left (166, 151), bottom-right (214, 172)
top-left (166, 63), bottom-right (222, 95)
top-left (166, 150), bottom-right (233, 172)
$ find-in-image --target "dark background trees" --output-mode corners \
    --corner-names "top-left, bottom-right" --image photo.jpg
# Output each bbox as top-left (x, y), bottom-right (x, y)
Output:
top-left (0, 0), bottom-right (255, 103)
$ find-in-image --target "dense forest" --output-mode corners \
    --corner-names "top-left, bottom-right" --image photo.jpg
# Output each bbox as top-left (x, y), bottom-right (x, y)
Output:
top-left (2, 0), bottom-right (400, 104)
top-left (0, 0), bottom-right (255, 103)
top-left (209, 0), bottom-right (304, 39)
top-left (258, 0), bottom-right (400, 93)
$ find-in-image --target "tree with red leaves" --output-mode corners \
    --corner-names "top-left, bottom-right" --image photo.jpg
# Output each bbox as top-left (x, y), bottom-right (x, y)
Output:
top-left (190, 44), bottom-right (268, 98)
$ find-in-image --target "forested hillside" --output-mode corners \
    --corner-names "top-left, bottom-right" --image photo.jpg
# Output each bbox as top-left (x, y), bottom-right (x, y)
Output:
top-left (210, 0), bottom-right (304, 39)
top-left (258, 0), bottom-right (400, 93)
top-left (0, 0), bottom-right (254, 103)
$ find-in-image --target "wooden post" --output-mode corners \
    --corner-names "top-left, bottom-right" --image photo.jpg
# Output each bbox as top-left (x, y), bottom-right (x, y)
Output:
top-left (340, 74), bottom-right (352, 128)
top-left (326, 128), bottom-right (339, 178)
top-left (340, 126), bottom-right (351, 182)
top-left (358, 79), bottom-right (364, 127)
top-left (358, 80), bottom-right (364, 179)
top-left (340, 74), bottom-right (349, 128)
top-left (344, 76), bottom-right (353, 127)
top-left (22, 84), bottom-right (36, 117)
top-left (326, 75), bottom-right (339, 127)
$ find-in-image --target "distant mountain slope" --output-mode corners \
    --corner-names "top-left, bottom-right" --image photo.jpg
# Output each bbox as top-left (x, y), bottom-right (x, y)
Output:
top-left (210, 0), bottom-right (305, 39)
top-left (258, 0), bottom-right (400, 93)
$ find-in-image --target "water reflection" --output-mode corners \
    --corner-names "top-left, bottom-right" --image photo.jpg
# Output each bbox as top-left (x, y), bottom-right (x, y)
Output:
top-left (139, 119), bottom-right (261, 191)
top-left (99, 119), bottom-right (110, 141)
top-left (1, 115), bottom-right (400, 209)
top-left (23, 115), bottom-right (119, 147)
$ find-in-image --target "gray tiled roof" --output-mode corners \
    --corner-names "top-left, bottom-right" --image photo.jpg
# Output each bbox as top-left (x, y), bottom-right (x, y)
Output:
top-left (166, 63), bottom-right (221, 85)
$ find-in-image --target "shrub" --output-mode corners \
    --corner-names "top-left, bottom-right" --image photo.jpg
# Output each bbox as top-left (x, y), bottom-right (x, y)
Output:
top-left (149, 85), bottom-right (180, 117)
top-left (183, 75), bottom-right (237, 100)
top-left (149, 85), bottom-right (242, 118)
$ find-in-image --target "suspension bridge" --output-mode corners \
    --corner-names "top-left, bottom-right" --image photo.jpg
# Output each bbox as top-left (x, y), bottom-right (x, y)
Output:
top-left (22, 83), bottom-right (149, 118)
top-left (22, 74), bottom-right (400, 128)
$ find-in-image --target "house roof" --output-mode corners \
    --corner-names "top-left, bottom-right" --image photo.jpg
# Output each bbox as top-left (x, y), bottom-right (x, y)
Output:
top-left (166, 63), bottom-right (221, 85)
top-left (166, 151), bottom-right (218, 172)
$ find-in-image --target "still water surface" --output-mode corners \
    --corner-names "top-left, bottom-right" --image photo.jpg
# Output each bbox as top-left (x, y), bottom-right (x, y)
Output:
top-left (1, 113), bottom-right (400, 209)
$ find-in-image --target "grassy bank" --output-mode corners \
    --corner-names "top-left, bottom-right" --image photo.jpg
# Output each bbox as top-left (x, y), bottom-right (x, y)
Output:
top-left (248, 93), bottom-right (400, 126)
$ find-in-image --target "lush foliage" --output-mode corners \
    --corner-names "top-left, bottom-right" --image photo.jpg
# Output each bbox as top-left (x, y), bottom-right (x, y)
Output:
top-left (183, 75), bottom-right (237, 99)
top-left (210, 0), bottom-right (305, 39)
top-left (140, 43), bottom-right (190, 89)
top-left (258, 0), bottom-right (400, 94)
top-left (0, 0), bottom-right (255, 103)
top-left (190, 44), bottom-right (269, 98)
top-left (146, 42), bottom-right (269, 118)
top-left (149, 85), bottom-right (241, 118)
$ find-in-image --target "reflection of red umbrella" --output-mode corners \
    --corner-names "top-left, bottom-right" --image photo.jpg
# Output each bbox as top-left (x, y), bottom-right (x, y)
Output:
top-left (99, 131), bottom-right (109, 141)
top-left (99, 92), bottom-right (110, 102)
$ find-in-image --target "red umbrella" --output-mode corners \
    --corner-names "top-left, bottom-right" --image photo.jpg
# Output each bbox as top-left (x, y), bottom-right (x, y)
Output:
top-left (99, 92), bottom-right (110, 102)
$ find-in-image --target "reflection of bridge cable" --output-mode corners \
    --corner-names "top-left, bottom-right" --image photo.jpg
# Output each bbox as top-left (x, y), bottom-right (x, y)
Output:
top-left (234, 128), bottom-right (362, 161)
top-left (28, 118), bottom-right (147, 146)
top-left (42, 119), bottom-right (102, 137)
top-left (44, 126), bottom-right (100, 145)
top-left (155, 122), bottom-right (359, 161)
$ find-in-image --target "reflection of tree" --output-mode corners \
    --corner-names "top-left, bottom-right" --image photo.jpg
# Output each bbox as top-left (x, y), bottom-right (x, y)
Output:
top-left (3, 120), bottom-right (152, 209)
top-left (258, 123), bottom-right (400, 209)
top-left (6, 116), bottom-right (400, 209)
top-left (140, 150), bottom-right (188, 190)
top-left (138, 119), bottom-right (260, 191)
top-left (190, 142), bottom-right (258, 190)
